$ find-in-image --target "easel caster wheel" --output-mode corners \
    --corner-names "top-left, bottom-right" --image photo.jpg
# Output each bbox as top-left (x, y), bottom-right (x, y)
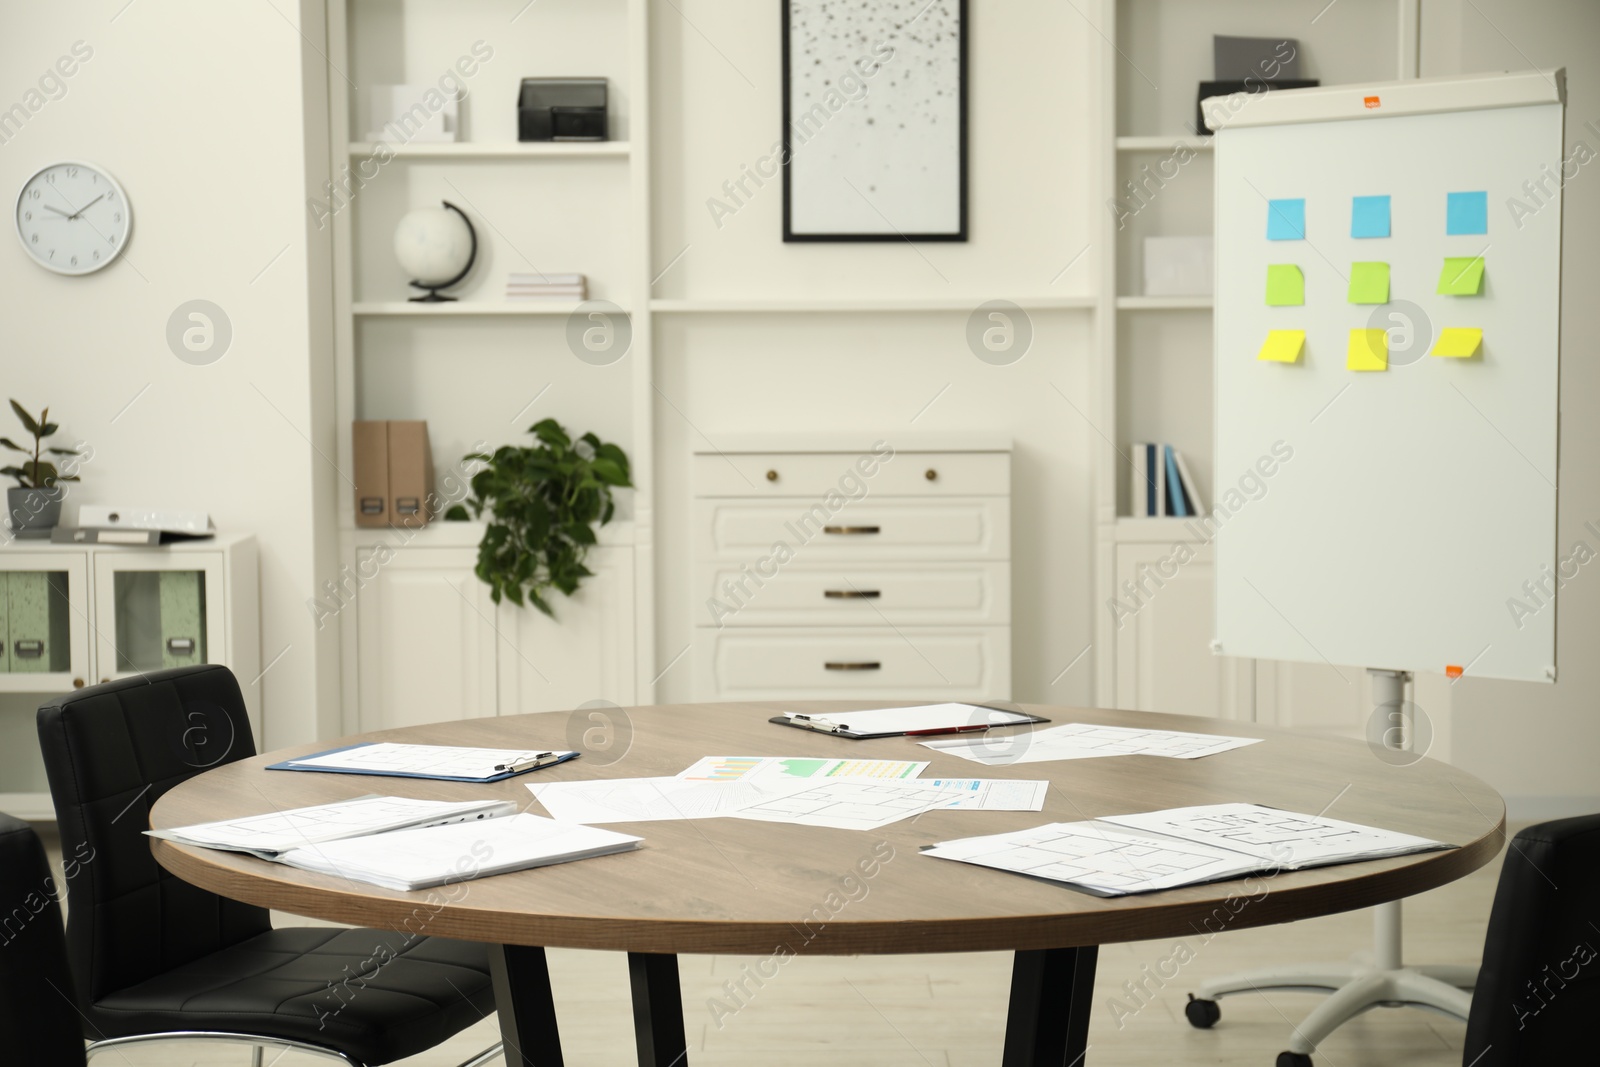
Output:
top-left (1184, 994), bottom-right (1220, 1028)
top-left (1276, 1052), bottom-right (1313, 1067)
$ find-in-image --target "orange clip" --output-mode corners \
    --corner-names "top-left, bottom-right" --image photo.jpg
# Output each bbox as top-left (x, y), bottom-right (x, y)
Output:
top-left (1445, 664), bottom-right (1464, 679)
top-left (1364, 95), bottom-right (1381, 109)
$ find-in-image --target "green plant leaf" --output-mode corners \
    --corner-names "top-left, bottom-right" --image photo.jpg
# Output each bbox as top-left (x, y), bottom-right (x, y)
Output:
top-left (9, 400), bottom-right (40, 437)
top-left (0, 437), bottom-right (27, 452)
top-left (39, 422), bottom-right (59, 437)
top-left (444, 504), bottom-right (470, 521)
top-left (46, 447), bottom-right (79, 456)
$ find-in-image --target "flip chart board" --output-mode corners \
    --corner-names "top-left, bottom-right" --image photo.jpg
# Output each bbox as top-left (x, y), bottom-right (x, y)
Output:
top-left (1207, 70), bottom-right (1564, 682)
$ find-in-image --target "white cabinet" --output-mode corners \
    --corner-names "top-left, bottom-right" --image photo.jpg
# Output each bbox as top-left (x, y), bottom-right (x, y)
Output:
top-left (691, 439), bottom-right (1012, 702)
top-left (346, 524), bottom-right (636, 733)
top-left (0, 534), bottom-right (259, 820)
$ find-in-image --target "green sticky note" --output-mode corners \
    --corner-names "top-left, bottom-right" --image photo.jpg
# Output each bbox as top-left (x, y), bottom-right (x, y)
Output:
top-left (1438, 256), bottom-right (1485, 295)
top-left (1265, 264), bottom-right (1304, 306)
top-left (1348, 262), bottom-right (1390, 304)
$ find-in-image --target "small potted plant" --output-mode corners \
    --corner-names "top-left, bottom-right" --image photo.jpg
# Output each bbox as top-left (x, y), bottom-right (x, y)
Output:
top-left (446, 418), bottom-right (630, 616)
top-left (2, 401), bottom-right (81, 535)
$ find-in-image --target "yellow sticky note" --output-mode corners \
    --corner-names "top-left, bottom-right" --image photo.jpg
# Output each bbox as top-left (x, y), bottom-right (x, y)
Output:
top-left (1265, 264), bottom-right (1304, 306)
top-left (1348, 261), bottom-right (1390, 304)
top-left (1258, 329), bottom-right (1305, 363)
top-left (1347, 328), bottom-right (1388, 371)
top-left (1438, 256), bottom-right (1485, 295)
top-left (1432, 327), bottom-right (1482, 358)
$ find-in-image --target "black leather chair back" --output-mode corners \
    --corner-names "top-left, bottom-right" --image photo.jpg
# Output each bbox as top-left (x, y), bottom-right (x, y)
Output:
top-left (0, 813), bottom-right (88, 1066)
top-left (1463, 813), bottom-right (1600, 1065)
top-left (36, 666), bottom-right (271, 1006)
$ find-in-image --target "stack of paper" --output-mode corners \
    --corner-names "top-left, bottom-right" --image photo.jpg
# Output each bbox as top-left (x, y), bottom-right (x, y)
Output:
top-left (923, 803), bottom-right (1449, 897)
top-left (507, 272), bottom-right (586, 301)
top-left (278, 813), bottom-right (642, 891)
top-left (147, 796), bottom-right (517, 860)
top-left (922, 722), bottom-right (1261, 766)
top-left (773, 702), bottom-right (1042, 739)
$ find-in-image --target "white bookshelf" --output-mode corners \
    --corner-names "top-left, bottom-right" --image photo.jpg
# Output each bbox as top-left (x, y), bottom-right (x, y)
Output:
top-left (1091, 0), bottom-right (1422, 707)
top-left (325, 0), bottom-right (657, 725)
top-left (348, 141), bottom-right (630, 160)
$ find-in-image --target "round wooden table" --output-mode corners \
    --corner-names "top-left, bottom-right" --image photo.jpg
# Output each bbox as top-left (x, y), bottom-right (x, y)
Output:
top-left (149, 701), bottom-right (1504, 1067)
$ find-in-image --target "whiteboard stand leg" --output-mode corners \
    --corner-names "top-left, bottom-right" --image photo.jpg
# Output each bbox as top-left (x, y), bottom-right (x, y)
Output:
top-left (1185, 668), bottom-right (1478, 1061)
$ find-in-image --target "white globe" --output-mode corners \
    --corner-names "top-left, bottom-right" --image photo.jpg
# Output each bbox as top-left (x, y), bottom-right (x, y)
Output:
top-left (393, 206), bottom-right (474, 286)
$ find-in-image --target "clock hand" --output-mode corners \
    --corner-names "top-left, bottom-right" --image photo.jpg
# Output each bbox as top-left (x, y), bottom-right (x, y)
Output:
top-left (67, 194), bottom-right (105, 220)
top-left (40, 204), bottom-right (70, 217)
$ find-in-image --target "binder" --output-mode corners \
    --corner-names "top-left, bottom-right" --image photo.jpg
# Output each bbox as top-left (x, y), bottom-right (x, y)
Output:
top-left (386, 420), bottom-right (434, 529)
top-left (0, 573), bottom-right (9, 672)
top-left (159, 570), bottom-right (206, 668)
top-left (7, 571), bottom-right (61, 673)
top-left (352, 420), bottom-right (390, 528)
top-left (1165, 446), bottom-right (1188, 517)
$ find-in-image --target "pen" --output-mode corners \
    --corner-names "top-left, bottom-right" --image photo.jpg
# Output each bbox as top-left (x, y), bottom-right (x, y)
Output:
top-left (495, 751), bottom-right (558, 773)
top-left (786, 716), bottom-right (847, 734)
top-left (904, 723), bottom-right (993, 737)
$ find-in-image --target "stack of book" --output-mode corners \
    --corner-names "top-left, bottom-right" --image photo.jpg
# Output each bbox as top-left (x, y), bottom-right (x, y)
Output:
top-left (506, 272), bottom-right (587, 301)
top-left (1132, 443), bottom-right (1205, 517)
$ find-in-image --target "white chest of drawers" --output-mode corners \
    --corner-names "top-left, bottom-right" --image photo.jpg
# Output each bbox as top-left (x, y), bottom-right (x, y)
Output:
top-left (691, 435), bottom-right (1012, 702)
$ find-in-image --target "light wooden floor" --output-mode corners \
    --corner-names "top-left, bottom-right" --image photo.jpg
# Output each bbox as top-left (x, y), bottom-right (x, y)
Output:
top-left (44, 826), bottom-right (1513, 1067)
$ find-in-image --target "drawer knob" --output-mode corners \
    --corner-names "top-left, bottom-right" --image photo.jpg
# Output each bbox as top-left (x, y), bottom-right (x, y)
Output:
top-left (72, 678), bottom-right (85, 689)
top-left (822, 525), bottom-right (880, 535)
top-left (824, 590), bottom-right (881, 599)
top-left (925, 468), bottom-right (938, 481)
top-left (766, 469), bottom-right (779, 482)
top-left (825, 661), bottom-right (882, 671)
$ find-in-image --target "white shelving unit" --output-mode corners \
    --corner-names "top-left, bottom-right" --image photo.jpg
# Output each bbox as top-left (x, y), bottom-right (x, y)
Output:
top-left (1091, 0), bottom-right (1420, 714)
top-left (325, 0), bottom-right (657, 729)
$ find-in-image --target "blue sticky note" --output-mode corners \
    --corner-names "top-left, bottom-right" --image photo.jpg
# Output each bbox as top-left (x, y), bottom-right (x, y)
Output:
top-left (1351, 195), bottom-right (1390, 238)
top-left (1447, 191), bottom-right (1488, 235)
top-left (1267, 199), bottom-right (1306, 241)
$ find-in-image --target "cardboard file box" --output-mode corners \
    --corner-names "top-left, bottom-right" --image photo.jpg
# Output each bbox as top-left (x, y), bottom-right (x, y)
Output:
top-left (352, 420), bottom-right (434, 529)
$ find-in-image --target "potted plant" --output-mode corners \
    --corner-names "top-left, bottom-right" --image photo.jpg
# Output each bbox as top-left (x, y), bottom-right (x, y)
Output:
top-left (446, 418), bottom-right (630, 616)
top-left (2, 401), bottom-right (80, 535)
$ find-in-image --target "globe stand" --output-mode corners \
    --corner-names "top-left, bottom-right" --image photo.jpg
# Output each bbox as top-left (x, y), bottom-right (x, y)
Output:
top-left (406, 200), bottom-right (477, 302)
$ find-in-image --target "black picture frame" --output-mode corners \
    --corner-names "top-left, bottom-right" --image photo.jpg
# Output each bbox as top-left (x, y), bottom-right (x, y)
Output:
top-left (781, 0), bottom-right (968, 243)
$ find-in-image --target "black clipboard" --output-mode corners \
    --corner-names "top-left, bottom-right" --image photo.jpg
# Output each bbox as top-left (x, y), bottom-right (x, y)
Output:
top-left (767, 704), bottom-right (1048, 740)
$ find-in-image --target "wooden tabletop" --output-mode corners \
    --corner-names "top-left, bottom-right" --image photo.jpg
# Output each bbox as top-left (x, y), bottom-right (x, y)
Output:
top-left (148, 701), bottom-right (1505, 956)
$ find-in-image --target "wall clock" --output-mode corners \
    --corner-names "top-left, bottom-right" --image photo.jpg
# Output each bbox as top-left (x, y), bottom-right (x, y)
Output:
top-left (14, 161), bottom-right (131, 275)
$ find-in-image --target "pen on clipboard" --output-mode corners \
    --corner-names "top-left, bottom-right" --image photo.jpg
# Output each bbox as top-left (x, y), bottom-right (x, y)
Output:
top-left (904, 723), bottom-right (994, 737)
top-left (494, 751), bottom-right (559, 773)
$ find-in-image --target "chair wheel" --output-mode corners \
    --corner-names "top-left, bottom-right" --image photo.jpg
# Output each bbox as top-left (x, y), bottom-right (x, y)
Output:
top-left (1276, 1053), bottom-right (1313, 1067)
top-left (1185, 995), bottom-right (1221, 1028)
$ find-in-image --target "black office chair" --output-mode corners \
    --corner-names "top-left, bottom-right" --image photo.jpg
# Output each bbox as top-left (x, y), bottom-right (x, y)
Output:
top-left (0, 813), bottom-right (89, 1066)
top-left (1462, 813), bottom-right (1600, 1066)
top-left (37, 665), bottom-right (502, 1066)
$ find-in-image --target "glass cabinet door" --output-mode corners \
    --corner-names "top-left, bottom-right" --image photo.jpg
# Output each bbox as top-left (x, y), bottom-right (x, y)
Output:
top-left (0, 552), bottom-right (90, 691)
top-left (94, 553), bottom-right (225, 683)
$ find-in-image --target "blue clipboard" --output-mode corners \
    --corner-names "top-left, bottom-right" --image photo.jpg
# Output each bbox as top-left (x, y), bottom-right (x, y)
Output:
top-left (266, 743), bottom-right (579, 783)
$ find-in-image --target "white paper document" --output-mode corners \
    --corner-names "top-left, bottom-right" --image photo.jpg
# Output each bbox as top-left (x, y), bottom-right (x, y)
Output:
top-left (924, 821), bottom-right (1265, 895)
top-left (729, 779), bottom-right (961, 831)
top-left (924, 804), bottom-right (1449, 896)
top-left (674, 755), bottom-right (928, 784)
top-left (278, 813), bottom-right (641, 892)
top-left (147, 796), bottom-right (516, 860)
top-left (279, 742), bottom-right (574, 781)
top-left (780, 702), bottom-right (1039, 737)
top-left (922, 722), bottom-right (1262, 765)
top-left (529, 776), bottom-right (814, 824)
top-left (1101, 803), bottom-right (1448, 868)
top-left (923, 778), bottom-right (1049, 811)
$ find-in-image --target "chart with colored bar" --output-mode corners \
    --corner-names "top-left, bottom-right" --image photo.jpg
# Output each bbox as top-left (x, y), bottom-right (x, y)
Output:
top-left (675, 756), bottom-right (928, 783)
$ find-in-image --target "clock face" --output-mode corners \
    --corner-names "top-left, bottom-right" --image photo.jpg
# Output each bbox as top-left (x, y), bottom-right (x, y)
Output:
top-left (14, 161), bottom-right (131, 275)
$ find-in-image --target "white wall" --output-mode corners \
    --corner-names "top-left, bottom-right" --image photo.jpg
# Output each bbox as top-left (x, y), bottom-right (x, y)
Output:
top-left (1422, 0), bottom-right (1600, 816)
top-left (649, 1), bottom-right (1100, 706)
top-left (0, 1), bottom-right (338, 748)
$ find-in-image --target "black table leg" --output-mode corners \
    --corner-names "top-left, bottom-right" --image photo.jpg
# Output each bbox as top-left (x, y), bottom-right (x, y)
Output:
top-left (490, 945), bottom-right (564, 1067)
top-left (629, 951), bottom-right (689, 1067)
top-left (1001, 946), bottom-right (1098, 1067)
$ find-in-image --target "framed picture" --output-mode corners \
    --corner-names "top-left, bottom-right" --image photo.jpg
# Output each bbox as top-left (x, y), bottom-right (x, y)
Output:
top-left (781, 0), bottom-right (968, 242)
